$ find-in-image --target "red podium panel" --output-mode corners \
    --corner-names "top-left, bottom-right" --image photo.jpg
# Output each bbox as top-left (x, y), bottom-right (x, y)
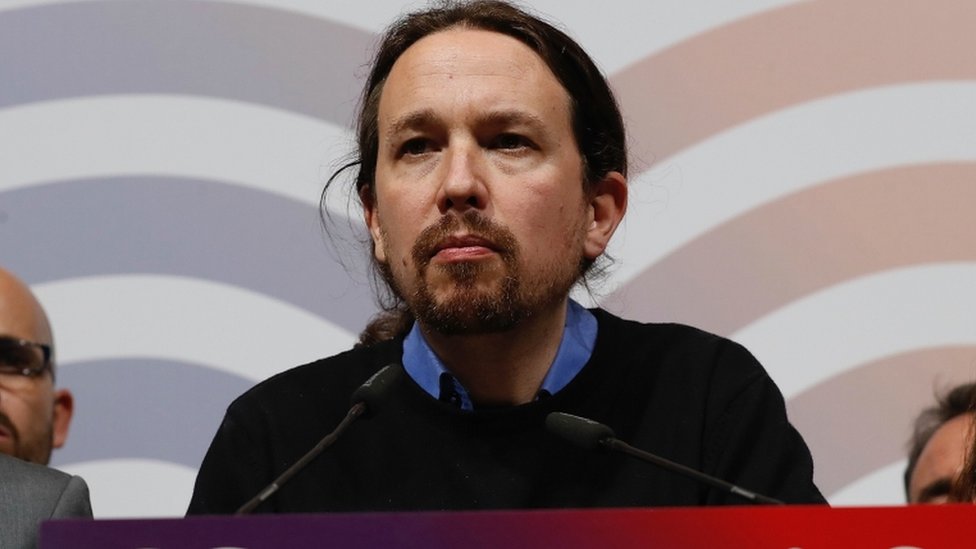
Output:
top-left (40, 505), bottom-right (975, 549)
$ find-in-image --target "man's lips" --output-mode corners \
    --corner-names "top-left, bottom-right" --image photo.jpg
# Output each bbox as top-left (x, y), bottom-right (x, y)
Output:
top-left (411, 212), bottom-right (517, 268)
top-left (431, 234), bottom-right (500, 261)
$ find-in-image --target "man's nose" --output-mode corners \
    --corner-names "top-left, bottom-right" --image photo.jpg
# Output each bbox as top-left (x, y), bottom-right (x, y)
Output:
top-left (437, 142), bottom-right (488, 213)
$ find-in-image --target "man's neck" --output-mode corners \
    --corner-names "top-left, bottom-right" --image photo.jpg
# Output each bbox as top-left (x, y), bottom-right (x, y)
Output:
top-left (418, 299), bottom-right (569, 407)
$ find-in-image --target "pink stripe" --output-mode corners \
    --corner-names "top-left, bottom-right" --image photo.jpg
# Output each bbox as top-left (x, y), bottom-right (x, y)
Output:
top-left (787, 346), bottom-right (976, 496)
top-left (612, 1), bottom-right (976, 164)
top-left (612, 163), bottom-right (976, 335)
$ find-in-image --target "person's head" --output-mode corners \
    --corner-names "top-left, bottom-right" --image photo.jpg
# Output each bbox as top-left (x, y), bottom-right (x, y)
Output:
top-left (327, 0), bottom-right (628, 341)
top-left (905, 382), bottom-right (976, 503)
top-left (0, 267), bottom-right (73, 464)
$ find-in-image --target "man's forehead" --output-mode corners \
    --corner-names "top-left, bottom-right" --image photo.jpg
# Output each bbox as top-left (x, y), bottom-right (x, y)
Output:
top-left (393, 27), bottom-right (541, 70)
top-left (0, 272), bottom-right (52, 344)
top-left (377, 28), bottom-right (572, 131)
top-left (910, 413), bottom-right (973, 498)
top-left (382, 29), bottom-right (563, 95)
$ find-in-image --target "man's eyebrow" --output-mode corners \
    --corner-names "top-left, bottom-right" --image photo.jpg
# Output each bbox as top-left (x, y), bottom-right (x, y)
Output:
top-left (386, 109), bottom-right (438, 140)
top-left (477, 109), bottom-right (547, 130)
top-left (916, 477), bottom-right (953, 503)
top-left (385, 109), bottom-right (549, 139)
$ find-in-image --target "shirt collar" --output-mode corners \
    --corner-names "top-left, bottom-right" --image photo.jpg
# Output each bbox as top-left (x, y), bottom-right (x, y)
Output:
top-left (401, 299), bottom-right (597, 411)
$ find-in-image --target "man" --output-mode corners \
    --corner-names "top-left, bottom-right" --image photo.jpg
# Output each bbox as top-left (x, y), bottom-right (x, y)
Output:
top-left (905, 382), bottom-right (976, 503)
top-left (0, 267), bottom-right (74, 465)
top-left (0, 267), bottom-right (92, 546)
top-left (188, 1), bottom-right (823, 513)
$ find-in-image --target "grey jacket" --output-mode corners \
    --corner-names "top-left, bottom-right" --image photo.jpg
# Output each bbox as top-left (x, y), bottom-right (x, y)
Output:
top-left (0, 453), bottom-right (92, 549)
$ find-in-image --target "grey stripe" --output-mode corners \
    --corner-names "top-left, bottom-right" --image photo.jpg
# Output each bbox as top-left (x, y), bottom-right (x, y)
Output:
top-left (0, 177), bottom-right (376, 333)
top-left (51, 358), bottom-right (255, 468)
top-left (0, 0), bottom-right (374, 124)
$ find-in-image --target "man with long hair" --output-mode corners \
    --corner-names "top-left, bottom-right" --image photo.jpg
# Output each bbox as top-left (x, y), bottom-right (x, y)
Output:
top-left (188, 1), bottom-right (823, 513)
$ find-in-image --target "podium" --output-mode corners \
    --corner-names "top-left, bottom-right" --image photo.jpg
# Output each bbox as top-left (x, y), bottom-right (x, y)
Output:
top-left (40, 505), bottom-right (975, 548)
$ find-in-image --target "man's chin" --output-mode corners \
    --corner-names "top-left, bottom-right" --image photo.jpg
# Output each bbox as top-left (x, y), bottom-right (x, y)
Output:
top-left (415, 292), bottom-right (523, 335)
top-left (426, 261), bottom-right (504, 287)
top-left (421, 314), bottom-right (520, 336)
top-left (425, 279), bottom-right (503, 301)
top-left (0, 432), bottom-right (53, 464)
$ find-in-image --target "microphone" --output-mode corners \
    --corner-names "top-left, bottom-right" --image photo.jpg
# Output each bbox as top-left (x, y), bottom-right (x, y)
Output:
top-left (235, 363), bottom-right (401, 514)
top-left (545, 412), bottom-right (784, 505)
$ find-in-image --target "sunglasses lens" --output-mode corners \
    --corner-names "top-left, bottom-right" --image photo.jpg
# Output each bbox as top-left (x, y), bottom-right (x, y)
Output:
top-left (0, 339), bottom-right (44, 374)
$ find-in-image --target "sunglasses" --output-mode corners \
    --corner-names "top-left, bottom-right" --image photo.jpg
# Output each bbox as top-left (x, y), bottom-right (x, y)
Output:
top-left (0, 336), bottom-right (53, 378)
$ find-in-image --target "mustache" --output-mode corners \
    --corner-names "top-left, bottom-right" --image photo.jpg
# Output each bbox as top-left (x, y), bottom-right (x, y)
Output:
top-left (411, 211), bottom-right (518, 267)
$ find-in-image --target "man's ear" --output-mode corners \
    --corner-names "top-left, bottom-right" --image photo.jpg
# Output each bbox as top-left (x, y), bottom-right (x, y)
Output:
top-left (360, 185), bottom-right (387, 263)
top-left (583, 171), bottom-right (628, 260)
top-left (51, 388), bottom-right (74, 449)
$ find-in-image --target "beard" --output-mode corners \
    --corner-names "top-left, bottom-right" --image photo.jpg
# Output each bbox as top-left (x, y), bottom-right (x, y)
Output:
top-left (380, 210), bottom-right (585, 335)
top-left (0, 410), bottom-right (53, 464)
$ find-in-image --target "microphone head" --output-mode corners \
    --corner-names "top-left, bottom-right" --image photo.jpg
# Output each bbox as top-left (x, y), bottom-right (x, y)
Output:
top-left (545, 412), bottom-right (615, 450)
top-left (350, 363), bottom-right (401, 419)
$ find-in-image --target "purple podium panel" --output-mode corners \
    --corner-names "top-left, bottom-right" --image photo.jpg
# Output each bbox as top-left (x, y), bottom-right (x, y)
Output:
top-left (40, 505), bottom-right (976, 549)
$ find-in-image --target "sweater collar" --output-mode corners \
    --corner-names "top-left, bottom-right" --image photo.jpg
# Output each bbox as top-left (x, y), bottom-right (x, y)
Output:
top-left (401, 299), bottom-right (597, 411)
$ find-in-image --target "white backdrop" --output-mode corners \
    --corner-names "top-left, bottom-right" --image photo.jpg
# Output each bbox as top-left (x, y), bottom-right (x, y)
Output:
top-left (1, 0), bottom-right (974, 516)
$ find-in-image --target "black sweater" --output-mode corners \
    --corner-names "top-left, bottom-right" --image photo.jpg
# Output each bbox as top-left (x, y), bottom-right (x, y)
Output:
top-left (187, 309), bottom-right (825, 514)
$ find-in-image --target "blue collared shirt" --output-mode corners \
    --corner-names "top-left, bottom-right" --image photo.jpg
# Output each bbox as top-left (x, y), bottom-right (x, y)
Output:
top-left (401, 299), bottom-right (598, 410)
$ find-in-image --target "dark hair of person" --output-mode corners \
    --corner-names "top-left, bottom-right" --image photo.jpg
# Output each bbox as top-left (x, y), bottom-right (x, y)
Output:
top-left (904, 382), bottom-right (976, 500)
top-left (321, 0), bottom-right (628, 345)
top-left (950, 388), bottom-right (976, 502)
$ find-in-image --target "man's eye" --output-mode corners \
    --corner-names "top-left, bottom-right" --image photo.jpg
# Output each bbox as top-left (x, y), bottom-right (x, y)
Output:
top-left (492, 133), bottom-right (531, 150)
top-left (399, 138), bottom-right (434, 156)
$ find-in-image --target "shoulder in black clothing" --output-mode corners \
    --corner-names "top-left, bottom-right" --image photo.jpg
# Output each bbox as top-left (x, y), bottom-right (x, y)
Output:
top-left (187, 308), bottom-right (825, 514)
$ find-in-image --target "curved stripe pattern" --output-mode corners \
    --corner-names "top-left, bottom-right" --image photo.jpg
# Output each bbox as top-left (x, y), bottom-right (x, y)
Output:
top-left (34, 275), bottom-right (357, 380)
top-left (613, 163), bottom-right (976, 335)
top-left (51, 358), bottom-right (254, 468)
top-left (0, 95), bottom-right (349, 207)
top-left (0, 177), bottom-right (377, 333)
top-left (612, 82), bottom-right (976, 285)
top-left (613, 0), bottom-right (976, 163)
top-left (787, 347), bottom-right (976, 496)
top-left (737, 263), bottom-right (976, 400)
top-left (0, 0), bottom-right (373, 123)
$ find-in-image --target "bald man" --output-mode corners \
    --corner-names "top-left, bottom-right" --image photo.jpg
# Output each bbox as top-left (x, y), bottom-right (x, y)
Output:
top-left (0, 267), bottom-right (74, 464)
top-left (0, 267), bottom-right (91, 547)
